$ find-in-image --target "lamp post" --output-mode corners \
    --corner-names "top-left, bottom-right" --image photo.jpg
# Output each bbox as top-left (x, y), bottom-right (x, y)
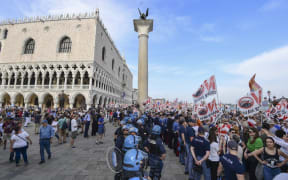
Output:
top-left (267, 90), bottom-right (271, 103)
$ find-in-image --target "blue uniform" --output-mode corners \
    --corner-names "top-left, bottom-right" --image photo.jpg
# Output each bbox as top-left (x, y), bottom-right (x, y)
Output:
top-left (220, 153), bottom-right (244, 180)
top-left (146, 136), bottom-right (166, 180)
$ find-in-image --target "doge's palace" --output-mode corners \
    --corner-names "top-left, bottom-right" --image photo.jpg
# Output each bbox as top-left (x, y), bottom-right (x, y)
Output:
top-left (0, 10), bottom-right (133, 110)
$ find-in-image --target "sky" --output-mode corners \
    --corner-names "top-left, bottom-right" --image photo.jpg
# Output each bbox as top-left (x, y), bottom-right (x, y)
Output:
top-left (1, 0), bottom-right (288, 104)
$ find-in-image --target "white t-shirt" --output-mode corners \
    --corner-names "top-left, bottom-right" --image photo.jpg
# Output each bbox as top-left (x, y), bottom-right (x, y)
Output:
top-left (52, 121), bottom-right (58, 133)
top-left (71, 119), bottom-right (78, 132)
top-left (209, 142), bottom-right (220, 162)
top-left (0, 122), bottom-right (3, 133)
top-left (193, 126), bottom-right (199, 136)
top-left (11, 131), bottom-right (29, 148)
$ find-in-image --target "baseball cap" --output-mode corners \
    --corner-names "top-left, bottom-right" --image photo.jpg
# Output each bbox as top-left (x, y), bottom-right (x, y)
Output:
top-left (42, 120), bottom-right (48, 124)
top-left (228, 140), bottom-right (238, 151)
top-left (198, 126), bottom-right (205, 134)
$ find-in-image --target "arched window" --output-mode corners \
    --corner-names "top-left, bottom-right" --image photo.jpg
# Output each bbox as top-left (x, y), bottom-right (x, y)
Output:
top-left (112, 59), bottom-right (115, 70)
top-left (3, 29), bottom-right (8, 39)
top-left (59, 37), bottom-right (72, 53)
top-left (0, 42), bottom-right (2, 53)
top-left (102, 47), bottom-right (106, 61)
top-left (24, 39), bottom-right (35, 54)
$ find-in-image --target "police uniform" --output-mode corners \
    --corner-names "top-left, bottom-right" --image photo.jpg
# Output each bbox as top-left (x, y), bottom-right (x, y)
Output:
top-left (146, 136), bottom-right (166, 180)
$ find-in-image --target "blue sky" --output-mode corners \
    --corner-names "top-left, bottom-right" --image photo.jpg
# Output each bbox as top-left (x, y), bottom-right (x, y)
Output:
top-left (1, 0), bottom-right (288, 103)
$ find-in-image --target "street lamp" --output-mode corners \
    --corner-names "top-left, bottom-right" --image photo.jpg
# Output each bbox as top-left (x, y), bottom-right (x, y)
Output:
top-left (267, 90), bottom-right (271, 103)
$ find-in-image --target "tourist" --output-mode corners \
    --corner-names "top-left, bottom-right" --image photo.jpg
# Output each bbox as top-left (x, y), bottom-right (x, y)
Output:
top-left (244, 127), bottom-right (263, 180)
top-left (51, 118), bottom-right (59, 143)
top-left (178, 119), bottom-right (187, 165)
top-left (58, 114), bottom-right (68, 144)
top-left (70, 114), bottom-right (78, 148)
top-left (10, 126), bottom-right (32, 166)
top-left (3, 118), bottom-right (15, 153)
top-left (91, 110), bottom-right (98, 136)
top-left (34, 110), bottom-right (41, 134)
top-left (96, 113), bottom-right (105, 144)
top-left (83, 110), bottom-right (91, 138)
top-left (217, 141), bottom-right (245, 180)
top-left (39, 120), bottom-right (53, 164)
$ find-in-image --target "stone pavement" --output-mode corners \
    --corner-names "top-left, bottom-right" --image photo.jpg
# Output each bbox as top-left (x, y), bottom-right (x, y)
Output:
top-left (0, 122), bottom-right (187, 180)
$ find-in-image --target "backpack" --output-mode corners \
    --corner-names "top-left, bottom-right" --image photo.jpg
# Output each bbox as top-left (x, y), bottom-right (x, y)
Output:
top-left (61, 118), bottom-right (67, 130)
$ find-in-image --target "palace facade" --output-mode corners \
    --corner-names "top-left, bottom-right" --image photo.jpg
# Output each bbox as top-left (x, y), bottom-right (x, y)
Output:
top-left (0, 10), bottom-right (133, 109)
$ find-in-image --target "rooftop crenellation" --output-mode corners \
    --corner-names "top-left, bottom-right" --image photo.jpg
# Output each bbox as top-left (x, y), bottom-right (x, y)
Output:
top-left (0, 9), bottom-right (100, 26)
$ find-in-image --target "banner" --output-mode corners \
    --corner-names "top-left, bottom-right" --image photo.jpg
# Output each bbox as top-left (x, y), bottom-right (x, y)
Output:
top-left (237, 94), bottom-right (260, 116)
top-left (197, 98), bottom-right (219, 121)
top-left (192, 75), bottom-right (217, 103)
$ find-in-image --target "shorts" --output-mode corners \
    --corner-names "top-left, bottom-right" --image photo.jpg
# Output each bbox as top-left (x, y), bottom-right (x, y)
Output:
top-left (71, 131), bottom-right (77, 139)
top-left (3, 133), bottom-right (11, 141)
top-left (60, 129), bottom-right (66, 136)
top-left (98, 127), bottom-right (104, 134)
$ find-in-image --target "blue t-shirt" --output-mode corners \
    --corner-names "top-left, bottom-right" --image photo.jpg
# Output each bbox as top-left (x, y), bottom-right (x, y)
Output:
top-left (173, 121), bottom-right (179, 132)
top-left (191, 136), bottom-right (210, 157)
top-left (156, 137), bottom-right (166, 155)
top-left (98, 117), bottom-right (104, 128)
top-left (220, 154), bottom-right (244, 180)
top-left (179, 125), bottom-right (186, 142)
top-left (186, 126), bottom-right (195, 145)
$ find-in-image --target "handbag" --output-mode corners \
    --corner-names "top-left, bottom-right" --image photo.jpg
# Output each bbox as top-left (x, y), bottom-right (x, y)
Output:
top-left (16, 134), bottom-right (29, 149)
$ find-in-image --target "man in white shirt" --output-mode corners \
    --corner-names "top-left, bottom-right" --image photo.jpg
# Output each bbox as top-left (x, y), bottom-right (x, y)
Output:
top-left (70, 114), bottom-right (78, 148)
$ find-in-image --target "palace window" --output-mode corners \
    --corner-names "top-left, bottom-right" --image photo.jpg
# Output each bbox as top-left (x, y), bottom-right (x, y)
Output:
top-left (59, 37), bottom-right (72, 53)
top-left (112, 59), bottom-right (115, 70)
top-left (24, 39), bottom-right (35, 54)
top-left (3, 29), bottom-right (8, 39)
top-left (102, 47), bottom-right (106, 61)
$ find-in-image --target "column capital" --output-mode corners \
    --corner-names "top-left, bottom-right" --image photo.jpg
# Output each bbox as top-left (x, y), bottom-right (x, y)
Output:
top-left (133, 19), bottom-right (153, 35)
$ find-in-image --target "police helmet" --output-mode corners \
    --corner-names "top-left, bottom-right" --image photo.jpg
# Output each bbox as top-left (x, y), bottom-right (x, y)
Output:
top-left (151, 125), bottom-right (161, 135)
top-left (129, 177), bottom-right (148, 180)
top-left (122, 125), bottom-right (130, 131)
top-left (123, 135), bottom-right (140, 151)
top-left (123, 149), bottom-right (148, 172)
top-left (129, 127), bottom-right (139, 134)
top-left (120, 120), bottom-right (126, 126)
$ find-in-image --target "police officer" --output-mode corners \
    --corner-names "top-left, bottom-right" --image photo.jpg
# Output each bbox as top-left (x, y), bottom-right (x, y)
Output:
top-left (144, 125), bottom-right (166, 180)
top-left (122, 148), bottom-right (148, 180)
top-left (114, 120), bottom-right (126, 143)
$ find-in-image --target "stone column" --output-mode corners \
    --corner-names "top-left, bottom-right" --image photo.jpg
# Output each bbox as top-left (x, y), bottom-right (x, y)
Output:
top-left (133, 19), bottom-right (153, 110)
top-left (21, 76), bottom-right (24, 88)
top-left (64, 74), bottom-right (68, 89)
top-left (56, 74), bottom-right (60, 89)
top-left (89, 77), bottom-right (93, 90)
top-left (27, 74), bottom-right (31, 88)
top-left (80, 74), bottom-right (83, 89)
top-left (34, 75), bottom-right (38, 88)
top-left (49, 76), bottom-right (53, 89)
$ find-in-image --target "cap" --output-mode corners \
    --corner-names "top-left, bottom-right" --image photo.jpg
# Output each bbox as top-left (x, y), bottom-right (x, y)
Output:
top-left (267, 119), bottom-right (275, 124)
top-left (198, 126), bottom-right (205, 134)
top-left (42, 120), bottom-right (48, 124)
top-left (228, 140), bottom-right (238, 151)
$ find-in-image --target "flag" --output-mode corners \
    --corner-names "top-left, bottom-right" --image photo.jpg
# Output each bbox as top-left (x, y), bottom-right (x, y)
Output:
top-left (249, 74), bottom-right (261, 92)
top-left (193, 75), bottom-right (217, 103)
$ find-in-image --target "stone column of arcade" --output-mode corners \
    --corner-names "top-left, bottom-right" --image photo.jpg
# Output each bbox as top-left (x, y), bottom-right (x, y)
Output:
top-left (133, 17), bottom-right (153, 112)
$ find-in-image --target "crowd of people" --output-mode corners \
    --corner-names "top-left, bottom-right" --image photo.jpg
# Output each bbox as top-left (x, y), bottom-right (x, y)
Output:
top-left (0, 106), bottom-right (113, 166)
top-left (111, 102), bottom-right (288, 180)
top-left (1, 102), bottom-right (288, 180)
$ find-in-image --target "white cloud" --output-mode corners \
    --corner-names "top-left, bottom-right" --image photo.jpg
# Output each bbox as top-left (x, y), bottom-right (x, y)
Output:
top-left (222, 45), bottom-right (288, 103)
top-left (259, 0), bottom-right (286, 12)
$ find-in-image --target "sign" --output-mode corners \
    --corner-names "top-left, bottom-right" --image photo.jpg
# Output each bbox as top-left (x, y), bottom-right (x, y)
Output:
top-left (197, 98), bottom-right (219, 121)
top-left (193, 75), bottom-right (217, 103)
top-left (237, 94), bottom-right (260, 116)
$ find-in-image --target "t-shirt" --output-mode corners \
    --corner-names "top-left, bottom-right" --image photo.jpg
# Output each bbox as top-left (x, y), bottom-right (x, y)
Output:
top-left (209, 142), bottom-right (220, 162)
top-left (98, 117), bottom-right (104, 128)
top-left (11, 131), bottom-right (29, 148)
top-left (186, 126), bottom-right (195, 145)
top-left (193, 126), bottom-right (199, 136)
top-left (247, 137), bottom-right (263, 152)
top-left (51, 121), bottom-right (58, 132)
top-left (0, 122), bottom-right (3, 133)
top-left (179, 125), bottom-right (186, 143)
top-left (71, 119), bottom-right (78, 132)
top-left (191, 136), bottom-right (210, 157)
top-left (220, 153), bottom-right (244, 180)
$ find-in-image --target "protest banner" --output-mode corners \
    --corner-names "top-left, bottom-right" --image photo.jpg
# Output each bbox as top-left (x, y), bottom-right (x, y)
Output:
top-left (197, 98), bottom-right (219, 121)
top-left (192, 75), bottom-right (217, 103)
